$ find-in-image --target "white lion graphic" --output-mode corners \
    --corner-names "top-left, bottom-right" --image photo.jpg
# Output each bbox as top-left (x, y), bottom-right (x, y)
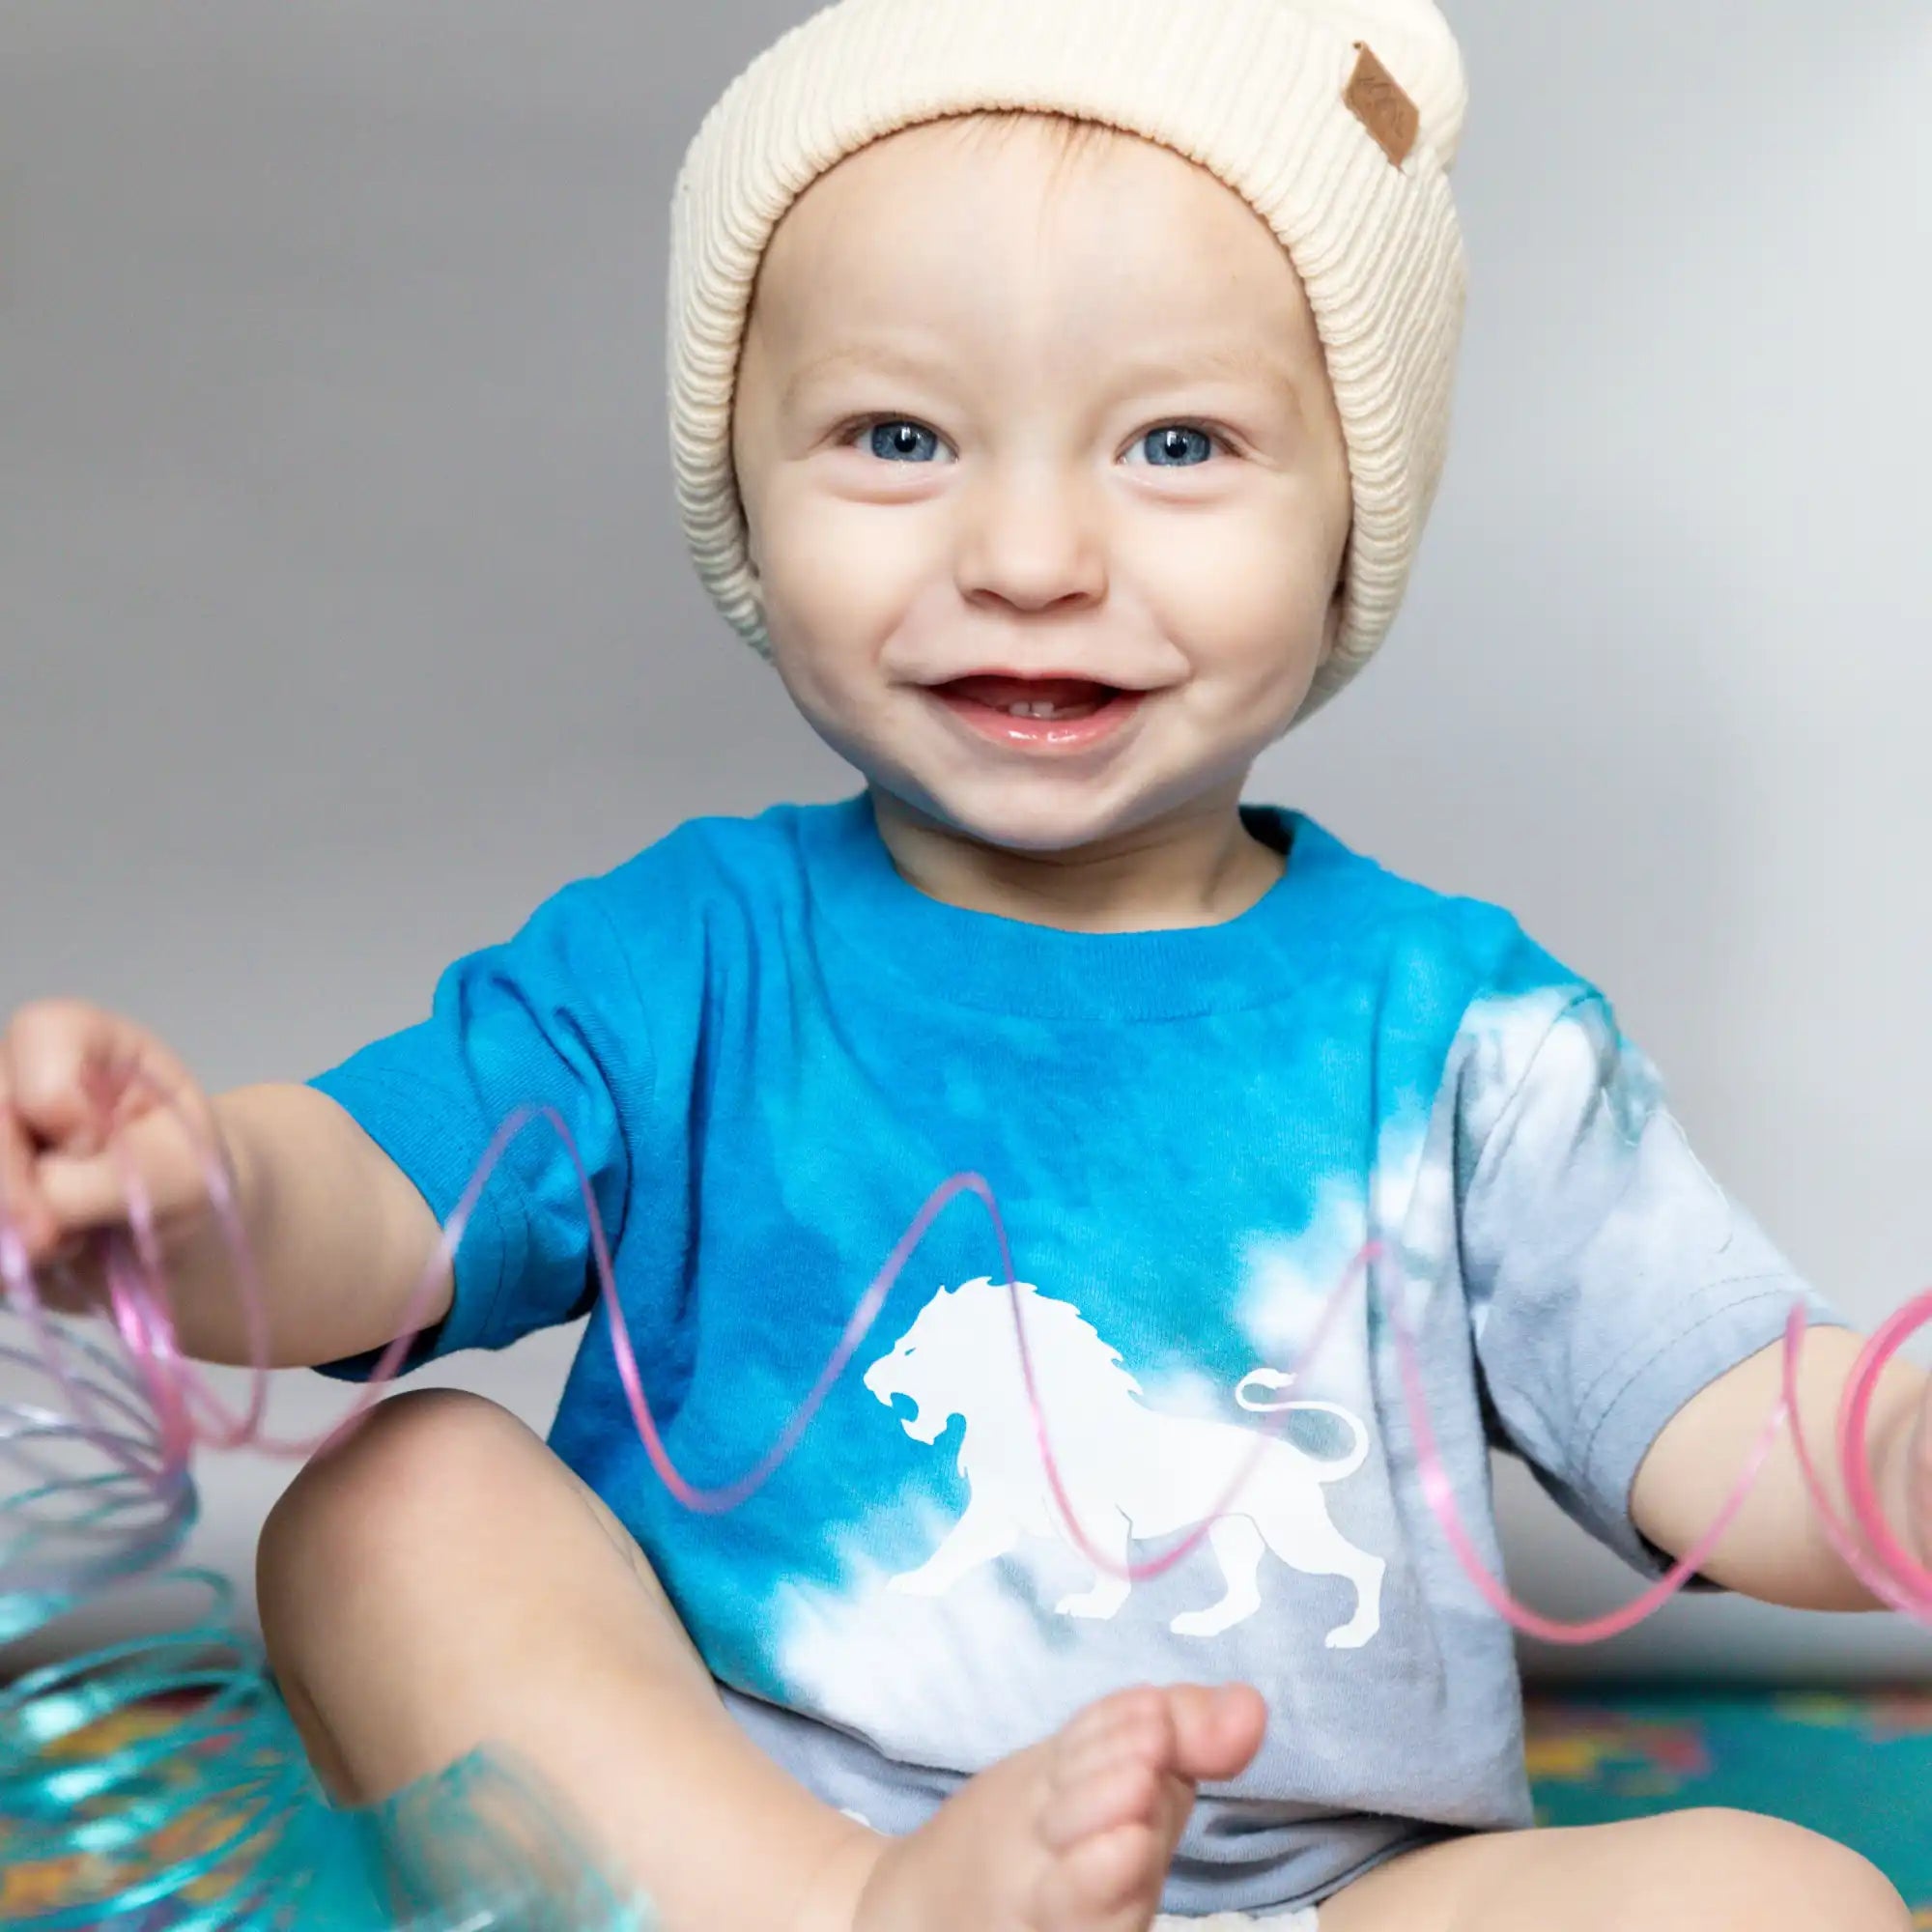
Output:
top-left (862, 1278), bottom-right (1385, 1648)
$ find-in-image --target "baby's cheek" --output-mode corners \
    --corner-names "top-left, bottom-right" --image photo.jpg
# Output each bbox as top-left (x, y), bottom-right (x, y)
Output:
top-left (765, 510), bottom-right (924, 666)
top-left (1171, 532), bottom-right (1332, 689)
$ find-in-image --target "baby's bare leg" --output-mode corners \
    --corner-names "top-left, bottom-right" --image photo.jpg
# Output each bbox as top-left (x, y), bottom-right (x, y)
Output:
top-left (1321, 1806), bottom-right (1908, 1932)
top-left (258, 1388), bottom-right (1266, 1932)
top-left (258, 1388), bottom-right (875, 1932)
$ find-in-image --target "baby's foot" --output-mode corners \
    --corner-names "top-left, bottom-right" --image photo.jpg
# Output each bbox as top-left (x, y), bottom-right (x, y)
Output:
top-left (844, 1682), bottom-right (1266, 1932)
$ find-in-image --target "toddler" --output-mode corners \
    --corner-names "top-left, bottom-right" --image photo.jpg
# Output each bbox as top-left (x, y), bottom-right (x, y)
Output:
top-left (1, 0), bottom-right (1922, 1927)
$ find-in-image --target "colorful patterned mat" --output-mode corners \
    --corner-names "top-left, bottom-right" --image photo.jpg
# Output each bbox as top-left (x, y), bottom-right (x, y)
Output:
top-left (5, 1688), bottom-right (1931, 1923)
top-left (1525, 1688), bottom-right (1932, 1926)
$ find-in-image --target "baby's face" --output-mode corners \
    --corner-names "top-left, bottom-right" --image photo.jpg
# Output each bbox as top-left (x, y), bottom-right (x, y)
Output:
top-left (731, 114), bottom-right (1352, 855)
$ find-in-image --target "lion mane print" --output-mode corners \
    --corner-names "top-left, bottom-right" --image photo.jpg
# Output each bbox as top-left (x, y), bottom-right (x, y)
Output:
top-left (862, 1277), bottom-right (1385, 1648)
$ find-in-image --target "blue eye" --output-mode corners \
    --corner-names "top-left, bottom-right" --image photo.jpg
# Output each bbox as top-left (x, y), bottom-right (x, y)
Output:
top-left (851, 419), bottom-right (1222, 466)
top-left (1140, 426), bottom-right (1216, 468)
top-left (865, 420), bottom-right (943, 463)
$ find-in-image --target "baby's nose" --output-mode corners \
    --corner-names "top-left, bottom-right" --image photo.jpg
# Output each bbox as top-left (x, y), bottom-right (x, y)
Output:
top-left (955, 467), bottom-right (1106, 616)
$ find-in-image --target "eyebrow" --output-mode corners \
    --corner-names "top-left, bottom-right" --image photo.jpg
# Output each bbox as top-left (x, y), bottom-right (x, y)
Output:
top-left (781, 341), bottom-right (948, 416)
top-left (781, 337), bottom-right (1310, 420)
top-left (1109, 343), bottom-right (1307, 399)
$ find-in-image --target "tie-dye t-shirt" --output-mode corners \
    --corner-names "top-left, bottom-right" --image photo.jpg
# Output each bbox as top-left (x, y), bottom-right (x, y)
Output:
top-left (308, 795), bottom-right (1838, 1917)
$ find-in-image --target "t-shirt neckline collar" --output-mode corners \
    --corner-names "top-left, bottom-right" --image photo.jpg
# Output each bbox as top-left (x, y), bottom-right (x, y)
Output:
top-left (802, 791), bottom-right (1333, 1022)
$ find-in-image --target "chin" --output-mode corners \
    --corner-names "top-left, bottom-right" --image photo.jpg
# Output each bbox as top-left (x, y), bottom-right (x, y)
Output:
top-left (905, 773), bottom-right (1151, 856)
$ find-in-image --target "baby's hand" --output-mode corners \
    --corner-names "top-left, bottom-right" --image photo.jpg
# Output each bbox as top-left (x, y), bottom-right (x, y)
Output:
top-left (0, 998), bottom-right (226, 1313)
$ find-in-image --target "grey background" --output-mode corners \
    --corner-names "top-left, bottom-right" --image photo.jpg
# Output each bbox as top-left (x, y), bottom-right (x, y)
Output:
top-left (2, 2), bottom-right (1928, 1684)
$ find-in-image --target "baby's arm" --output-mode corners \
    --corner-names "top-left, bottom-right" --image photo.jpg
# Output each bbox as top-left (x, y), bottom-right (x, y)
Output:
top-left (0, 994), bottom-right (449, 1372)
top-left (1460, 975), bottom-right (1929, 1617)
top-left (181, 1081), bottom-right (451, 1369)
top-left (1632, 1327), bottom-right (1929, 1612)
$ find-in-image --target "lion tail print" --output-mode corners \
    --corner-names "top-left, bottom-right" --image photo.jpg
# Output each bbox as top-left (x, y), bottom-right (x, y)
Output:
top-left (1236, 1370), bottom-right (1372, 1483)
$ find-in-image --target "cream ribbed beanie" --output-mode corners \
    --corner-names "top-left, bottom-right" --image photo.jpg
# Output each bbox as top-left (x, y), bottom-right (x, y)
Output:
top-left (667, 0), bottom-right (1468, 714)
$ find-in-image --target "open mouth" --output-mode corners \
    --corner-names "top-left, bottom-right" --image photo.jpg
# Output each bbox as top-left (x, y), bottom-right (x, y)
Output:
top-left (891, 1394), bottom-right (941, 1442)
top-left (926, 673), bottom-right (1146, 752)
top-left (940, 674), bottom-right (1122, 720)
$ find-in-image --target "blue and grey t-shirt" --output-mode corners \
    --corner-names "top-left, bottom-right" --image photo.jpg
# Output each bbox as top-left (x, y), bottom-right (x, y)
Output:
top-left (309, 795), bottom-right (1837, 1918)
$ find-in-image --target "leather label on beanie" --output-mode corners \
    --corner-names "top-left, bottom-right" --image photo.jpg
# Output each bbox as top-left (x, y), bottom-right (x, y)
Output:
top-left (1345, 42), bottom-right (1419, 169)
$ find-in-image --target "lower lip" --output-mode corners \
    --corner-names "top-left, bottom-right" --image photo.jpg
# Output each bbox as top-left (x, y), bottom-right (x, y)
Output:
top-left (927, 688), bottom-right (1146, 753)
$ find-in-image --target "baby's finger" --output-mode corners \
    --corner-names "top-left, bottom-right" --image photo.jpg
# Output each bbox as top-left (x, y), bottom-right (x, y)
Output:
top-left (4, 999), bottom-right (120, 1150)
top-left (36, 1108), bottom-right (210, 1238)
top-left (8, 1000), bottom-right (195, 1153)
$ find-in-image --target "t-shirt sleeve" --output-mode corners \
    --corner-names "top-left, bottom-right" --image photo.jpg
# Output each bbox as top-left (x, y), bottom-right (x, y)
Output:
top-left (1457, 986), bottom-right (1847, 1578)
top-left (304, 881), bottom-right (652, 1381)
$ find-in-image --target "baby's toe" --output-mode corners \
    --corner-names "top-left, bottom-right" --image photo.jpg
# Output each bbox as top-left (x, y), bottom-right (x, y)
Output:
top-left (1059, 1688), bottom-right (1172, 1753)
top-left (1163, 1683), bottom-right (1267, 1782)
top-left (1051, 1688), bottom-right (1174, 1785)
top-left (1034, 1818), bottom-right (1166, 1931)
top-left (1039, 1753), bottom-right (1166, 1854)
